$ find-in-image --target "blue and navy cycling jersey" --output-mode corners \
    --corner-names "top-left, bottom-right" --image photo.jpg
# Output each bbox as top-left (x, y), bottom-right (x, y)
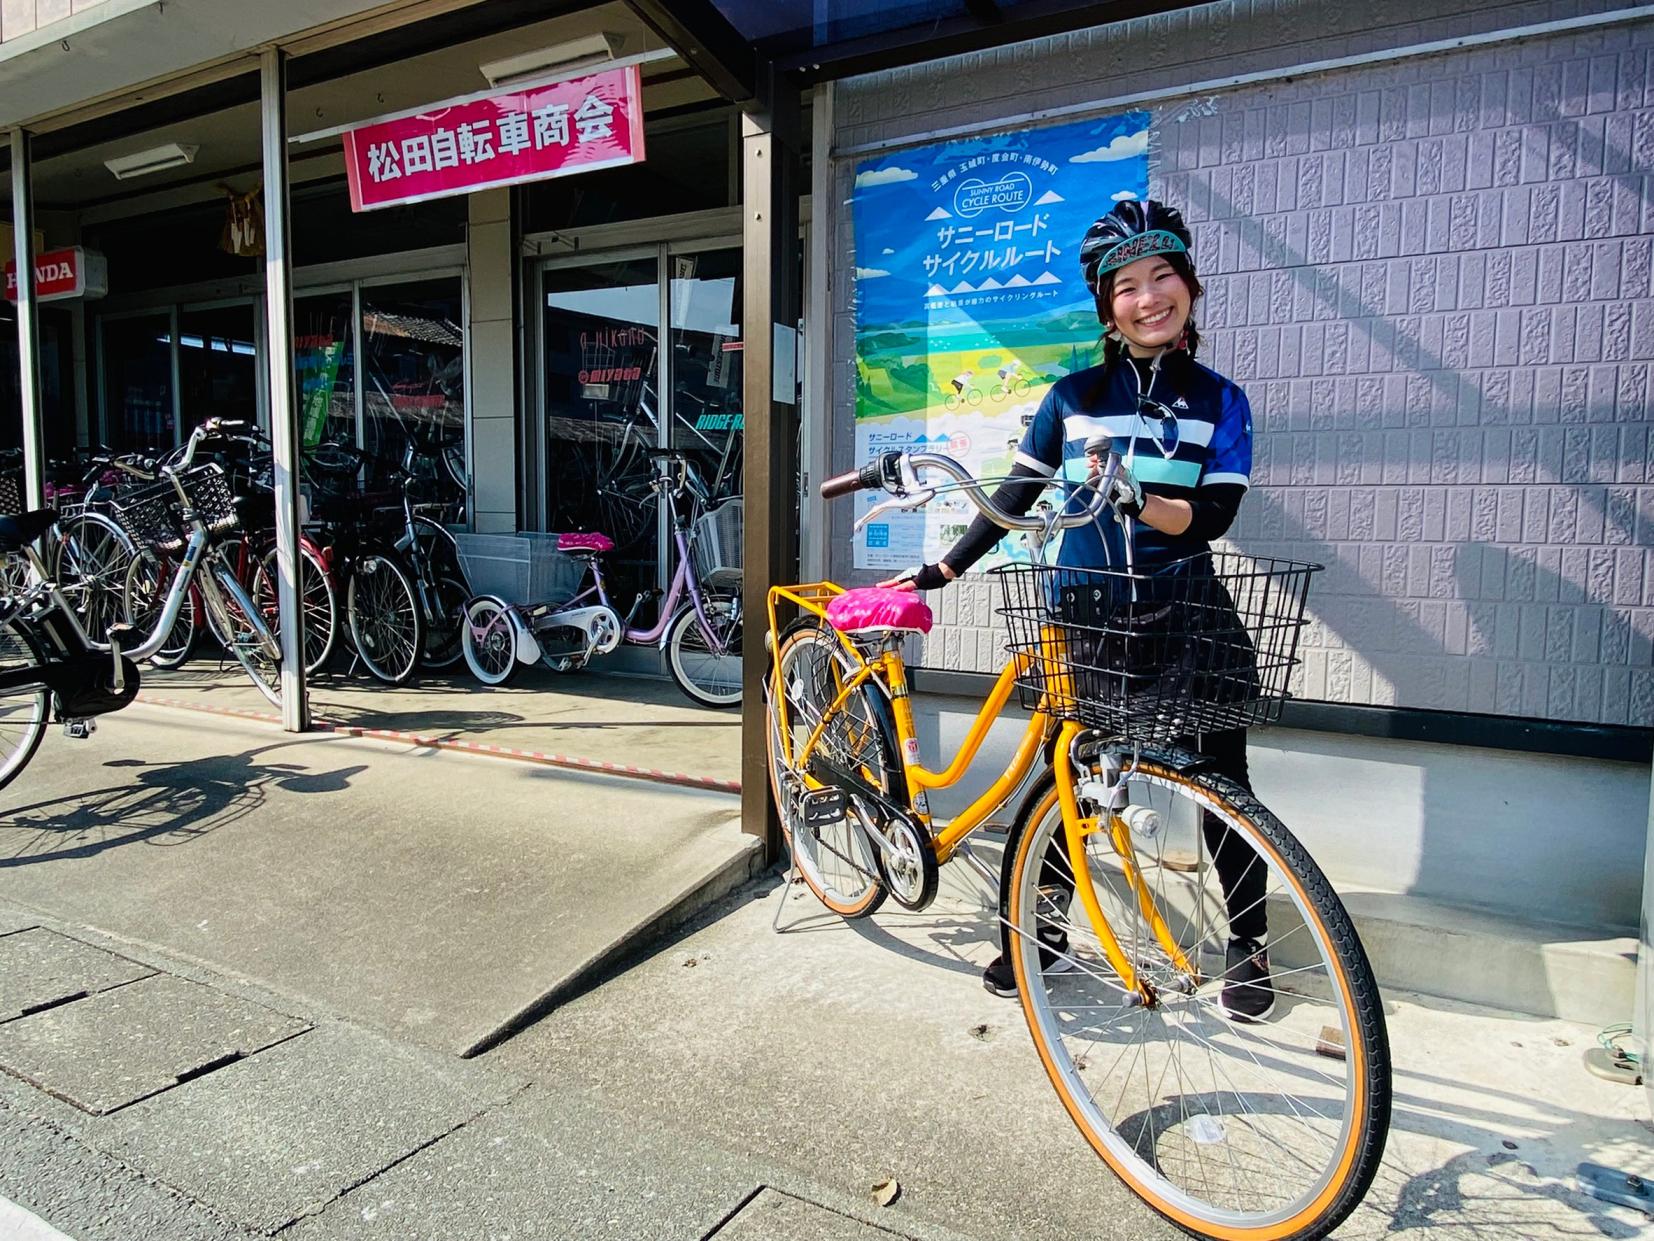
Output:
top-left (1013, 352), bottom-right (1253, 571)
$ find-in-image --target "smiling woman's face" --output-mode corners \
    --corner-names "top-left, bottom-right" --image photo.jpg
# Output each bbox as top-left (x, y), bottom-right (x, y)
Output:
top-left (1106, 255), bottom-right (1193, 355)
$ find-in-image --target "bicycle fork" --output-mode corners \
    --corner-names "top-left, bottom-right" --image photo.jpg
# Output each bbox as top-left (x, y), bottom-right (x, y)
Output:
top-left (1052, 722), bottom-right (1197, 1008)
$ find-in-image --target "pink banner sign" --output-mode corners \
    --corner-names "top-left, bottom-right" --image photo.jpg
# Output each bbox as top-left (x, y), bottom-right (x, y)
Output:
top-left (342, 64), bottom-right (645, 213)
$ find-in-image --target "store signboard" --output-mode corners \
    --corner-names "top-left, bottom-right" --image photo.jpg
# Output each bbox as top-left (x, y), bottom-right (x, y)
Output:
top-left (848, 111), bottom-right (1150, 570)
top-left (342, 64), bottom-right (645, 212)
top-left (4, 246), bottom-right (108, 303)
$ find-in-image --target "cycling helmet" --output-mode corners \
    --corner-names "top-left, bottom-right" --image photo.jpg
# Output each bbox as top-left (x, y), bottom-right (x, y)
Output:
top-left (1079, 199), bottom-right (1194, 293)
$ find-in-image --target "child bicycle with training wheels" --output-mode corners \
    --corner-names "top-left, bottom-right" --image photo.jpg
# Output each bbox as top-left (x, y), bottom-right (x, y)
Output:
top-left (766, 200), bottom-right (1390, 1240)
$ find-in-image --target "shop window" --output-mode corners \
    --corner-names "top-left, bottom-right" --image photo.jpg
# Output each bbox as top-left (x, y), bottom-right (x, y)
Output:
top-left (292, 182), bottom-right (466, 267)
top-left (100, 314), bottom-right (175, 453)
top-left (0, 306), bottom-right (76, 464)
top-left (361, 278), bottom-right (465, 501)
top-left (83, 200), bottom-right (257, 297)
top-left (177, 304), bottom-right (259, 438)
top-left (295, 293), bottom-right (356, 452)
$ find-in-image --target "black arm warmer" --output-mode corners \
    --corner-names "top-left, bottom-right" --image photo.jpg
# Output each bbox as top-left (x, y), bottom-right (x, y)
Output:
top-left (1184, 483), bottom-right (1246, 542)
top-left (939, 462), bottom-right (1051, 576)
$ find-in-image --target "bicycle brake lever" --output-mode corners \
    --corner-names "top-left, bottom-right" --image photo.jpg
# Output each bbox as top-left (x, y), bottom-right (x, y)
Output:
top-left (852, 488), bottom-right (936, 534)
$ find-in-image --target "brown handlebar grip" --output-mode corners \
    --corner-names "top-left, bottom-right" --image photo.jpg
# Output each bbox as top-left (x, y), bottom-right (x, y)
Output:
top-left (819, 470), bottom-right (863, 499)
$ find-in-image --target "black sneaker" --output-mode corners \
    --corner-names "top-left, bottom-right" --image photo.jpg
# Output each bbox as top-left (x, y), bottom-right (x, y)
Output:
top-left (1219, 936), bottom-right (1275, 1023)
top-left (984, 888), bottom-right (1076, 998)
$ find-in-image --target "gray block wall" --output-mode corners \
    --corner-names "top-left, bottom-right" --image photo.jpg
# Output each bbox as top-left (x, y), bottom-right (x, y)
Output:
top-left (827, 0), bottom-right (1654, 728)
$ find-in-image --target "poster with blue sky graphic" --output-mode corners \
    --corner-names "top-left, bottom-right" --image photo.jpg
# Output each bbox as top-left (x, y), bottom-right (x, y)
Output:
top-left (850, 110), bottom-right (1149, 570)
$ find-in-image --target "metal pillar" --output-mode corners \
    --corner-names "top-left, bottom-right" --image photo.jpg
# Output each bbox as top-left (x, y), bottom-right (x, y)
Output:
top-left (260, 48), bottom-right (308, 732)
top-left (9, 129), bottom-right (45, 511)
top-left (739, 70), bottom-right (802, 857)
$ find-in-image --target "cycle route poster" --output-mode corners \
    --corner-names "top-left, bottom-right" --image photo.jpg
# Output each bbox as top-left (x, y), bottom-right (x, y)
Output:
top-left (849, 111), bottom-right (1150, 571)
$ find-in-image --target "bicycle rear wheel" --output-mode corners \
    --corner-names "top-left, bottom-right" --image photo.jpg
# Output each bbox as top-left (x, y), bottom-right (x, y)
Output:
top-left (0, 619), bottom-right (49, 791)
top-left (346, 551), bottom-right (422, 685)
top-left (253, 544), bottom-right (338, 676)
top-left (1004, 751), bottom-right (1389, 1240)
top-left (198, 566), bottom-right (282, 706)
top-left (767, 619), bottom-right (892, 919)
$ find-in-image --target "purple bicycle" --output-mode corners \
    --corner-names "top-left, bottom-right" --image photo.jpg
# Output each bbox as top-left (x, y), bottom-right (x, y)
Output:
top-left (457, 452), bottom-right (742, 707)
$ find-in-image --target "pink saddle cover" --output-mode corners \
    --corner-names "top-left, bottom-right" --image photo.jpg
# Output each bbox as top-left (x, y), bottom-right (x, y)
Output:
top-left (825, 587), bottom-right (934, 635)
top-left (556, 532), bottom-right (614, 554)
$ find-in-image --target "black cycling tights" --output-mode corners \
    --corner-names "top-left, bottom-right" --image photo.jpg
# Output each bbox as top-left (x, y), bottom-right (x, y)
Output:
top-left (997, 727), bottom-right (1266, 962)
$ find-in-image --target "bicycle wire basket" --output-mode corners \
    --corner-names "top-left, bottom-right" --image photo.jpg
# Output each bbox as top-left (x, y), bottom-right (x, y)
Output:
top-left (110, 463), bottom-right (240, 556)
top-left (993, 552), bottom-right (1320, 743)
top-left (694, 496), bottom-right (743, 576)
top-left (453, 531), bottom-right (585, 606)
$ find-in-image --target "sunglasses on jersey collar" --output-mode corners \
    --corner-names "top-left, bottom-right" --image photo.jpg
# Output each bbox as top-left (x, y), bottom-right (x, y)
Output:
top-left (1138, 395), bottom-right (1180, 457)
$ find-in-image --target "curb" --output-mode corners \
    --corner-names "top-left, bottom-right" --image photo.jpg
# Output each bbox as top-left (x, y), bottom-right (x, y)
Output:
top-left (459, 835), bottom-right (770, 1059)
top-left (133, 694), bottom-right (743, 797)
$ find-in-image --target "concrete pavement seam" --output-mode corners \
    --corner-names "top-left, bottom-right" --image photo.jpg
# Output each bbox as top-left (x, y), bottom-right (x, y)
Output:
top-left (135, 694), bottom-right (744, 795)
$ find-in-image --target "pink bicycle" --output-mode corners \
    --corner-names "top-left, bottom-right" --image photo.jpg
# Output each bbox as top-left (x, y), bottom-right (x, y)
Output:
top-left (458, 452), bottom-right (741, 708)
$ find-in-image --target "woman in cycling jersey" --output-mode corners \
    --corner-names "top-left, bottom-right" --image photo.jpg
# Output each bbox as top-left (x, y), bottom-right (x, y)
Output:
top-left (884, 198), bottom-right (1273, 1022)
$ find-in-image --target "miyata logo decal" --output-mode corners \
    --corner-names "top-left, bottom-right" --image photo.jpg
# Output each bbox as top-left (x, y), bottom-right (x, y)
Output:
top-left (953, 171), bottom-right (1033, 218)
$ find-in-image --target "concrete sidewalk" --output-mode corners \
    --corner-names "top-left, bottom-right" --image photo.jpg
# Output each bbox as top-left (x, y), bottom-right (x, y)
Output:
top-left (0, 704), bottom-right (1647, 1240)
top-left (0, 703), bottom-right (757, 1055)
top-left (140, 661), bottom-right (742, 787)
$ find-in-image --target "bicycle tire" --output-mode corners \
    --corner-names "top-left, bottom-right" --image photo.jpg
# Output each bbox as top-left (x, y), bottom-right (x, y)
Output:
top-left (121, 555), bottom-right (200, 670)
top-left (0, 618), bottom-right (49, 792)
top-left (1003, 751), bottom-right (1389, 1241)
top-left (420, 575), bottom-right (470, 671)
top-left (51, 512), bottom-right (137, 646)
top-left (460, 596), bottom-right (521, 686)
top-left (346, 551), bottom-right (423, 685)
top-left (665, 592), bottom-right (741, 708)
top-left (767, 618), bottom-right (894, 919)
top-left (253, 544), bottom-right (338, 676)
top-left (199, 565), bottom-right (283, 706)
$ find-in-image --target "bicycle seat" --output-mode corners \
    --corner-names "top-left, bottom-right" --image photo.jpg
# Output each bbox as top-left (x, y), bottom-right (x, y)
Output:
top-left (0, 508), bottom-right (58, 551)
top-left (825, 587), bottom-right (933, 636)
top-left (557, 532), bottom-right (614, 555)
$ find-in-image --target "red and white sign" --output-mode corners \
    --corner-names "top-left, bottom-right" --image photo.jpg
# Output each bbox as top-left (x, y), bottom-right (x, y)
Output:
top-left (4, 246), bottom-right (108, 303)
top-left (342, 64), bottom-right (646, 213)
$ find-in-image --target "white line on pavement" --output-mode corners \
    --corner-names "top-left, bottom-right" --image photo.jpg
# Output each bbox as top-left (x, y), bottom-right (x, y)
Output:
top-left (0, 1194), bottom-right (74, 1241)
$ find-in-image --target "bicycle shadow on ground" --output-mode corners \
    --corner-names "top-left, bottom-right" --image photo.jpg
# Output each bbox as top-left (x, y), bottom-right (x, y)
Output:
top-left (0, 740), bottom-right (367, 868)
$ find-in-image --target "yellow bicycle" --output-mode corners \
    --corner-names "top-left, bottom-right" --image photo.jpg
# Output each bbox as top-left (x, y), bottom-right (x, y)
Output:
top-left (765, 449), bottom-right (1390, 1241)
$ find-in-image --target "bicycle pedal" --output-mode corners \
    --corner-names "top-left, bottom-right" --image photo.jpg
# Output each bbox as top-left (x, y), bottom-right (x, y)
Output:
top-left (800, 787), bottom-right (847, 827)
top-left (62, 719), bottom-right (96, 740)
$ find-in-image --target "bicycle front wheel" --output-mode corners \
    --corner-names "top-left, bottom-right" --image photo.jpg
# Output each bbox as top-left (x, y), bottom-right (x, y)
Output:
top-left (52, 512), bottom-right (136, 645)
top-left (199, 566), bottom-right (282, 706)
top-left (665, 591), bottom-right (741, 708)
top-left (767, 619), bottom-right (893, 919)
top-left (0, 619), bottom-right (49, 791)
top-left (346, 552), bottom-right (423, 685)
top-left (1004, 751), bottom-right (1389, 1241)
top-left (122, 555), bottom-right (200, 669)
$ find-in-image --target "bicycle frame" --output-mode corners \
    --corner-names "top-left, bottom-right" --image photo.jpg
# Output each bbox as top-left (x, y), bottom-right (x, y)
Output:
top-left (768, 581), bottom-right (1185, 1003)
top-left (558, 521), bottom-right (730, 653)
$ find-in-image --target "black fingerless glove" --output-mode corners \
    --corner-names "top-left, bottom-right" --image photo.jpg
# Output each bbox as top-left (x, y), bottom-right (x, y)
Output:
top-left (912, 563), bottom-right (953, 590)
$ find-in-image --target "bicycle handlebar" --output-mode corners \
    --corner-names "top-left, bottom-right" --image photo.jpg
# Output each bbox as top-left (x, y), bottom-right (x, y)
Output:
top-left (821, 447), bottom-right (1121, 535)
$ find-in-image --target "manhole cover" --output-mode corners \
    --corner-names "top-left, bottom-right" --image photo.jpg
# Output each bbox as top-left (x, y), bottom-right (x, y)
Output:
top-left (0, 928), bottom-right (154, 1023)
top-left (0, 973), bottom-right (309, 1113)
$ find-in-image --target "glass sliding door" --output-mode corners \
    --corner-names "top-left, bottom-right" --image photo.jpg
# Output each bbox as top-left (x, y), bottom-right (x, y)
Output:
top-left (177, 302), bottom-right (259, 438)
top-left (667, 247), bottom-right (742, 502)
top-left (542, 254), bottom-right (661, 608)
top-left (100, 313), bottom-right (175, 453)
top-left (294, 291), bottom-right (356, 454)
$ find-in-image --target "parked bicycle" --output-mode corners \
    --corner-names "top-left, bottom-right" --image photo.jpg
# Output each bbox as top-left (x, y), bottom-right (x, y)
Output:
top-left (767, 448), bottom-right (1390, 1241)
top-left (0, 418), bottom-right (285, 791)
top-left (461, 450), bottom-right (741, 707)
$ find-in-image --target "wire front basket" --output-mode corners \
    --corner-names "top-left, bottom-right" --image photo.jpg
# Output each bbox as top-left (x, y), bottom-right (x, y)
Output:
top-left (994, 553), bottom-right (1320, 743)
top-left (110, 464), bottom-right (240, 555)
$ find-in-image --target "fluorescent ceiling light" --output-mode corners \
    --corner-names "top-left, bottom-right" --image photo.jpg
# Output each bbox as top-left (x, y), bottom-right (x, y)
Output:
top-left (104, 142), bottom-right (199, 181)
top-left (479, 32), bottom-right (626, 89)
